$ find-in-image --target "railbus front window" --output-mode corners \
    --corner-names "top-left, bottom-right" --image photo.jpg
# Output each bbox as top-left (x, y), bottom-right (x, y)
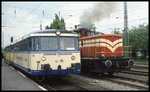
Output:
top-left (40, 37), bottom-right (58, 51)
top-left (60, 37), bottom-right (75, 51)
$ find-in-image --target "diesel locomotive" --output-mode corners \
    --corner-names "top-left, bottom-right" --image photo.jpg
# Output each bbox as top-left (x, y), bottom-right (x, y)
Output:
top-left (72, 27), bottom-right (134, 75)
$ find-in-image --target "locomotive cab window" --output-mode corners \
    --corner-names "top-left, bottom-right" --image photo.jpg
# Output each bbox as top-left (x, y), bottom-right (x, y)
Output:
top-left (81, 40), bottom-right (83, 46)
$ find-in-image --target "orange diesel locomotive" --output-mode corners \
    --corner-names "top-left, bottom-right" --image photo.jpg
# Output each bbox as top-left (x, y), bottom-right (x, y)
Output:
top-left (72, 28), bottom-right (134, 75)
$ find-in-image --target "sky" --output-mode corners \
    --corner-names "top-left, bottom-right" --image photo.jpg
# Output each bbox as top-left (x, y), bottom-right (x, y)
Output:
top-left (1, 1), bottom-right (148, 48)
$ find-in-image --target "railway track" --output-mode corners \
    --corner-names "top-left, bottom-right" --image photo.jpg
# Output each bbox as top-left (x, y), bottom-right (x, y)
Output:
top-left (32, 76), bottom-right (89, 91)
top-left (64, 76), bottom-right (110, 90)
top-left (135, 62), bottom-right (148, 65)
top-left (36, 70), bottom-right (149, 91)
top-left (35, 75), bottom-right (110, 91)
top-left (62, 78), bottom-right (93, 91)
top-left (100, 77), bottom-right (148, 90)
top-left (35, 68), bottom-right (148, 91)
top-left (121, 70), bottom-right (148, 76)
top-left (37, 81), bottom-right (88, 91)
top-left (132, 64), bottom-right (148, 69)
top-left (130, 68), bottom-right (148, 73)
top-left (110, 74), bottom-right (148, 85)
top-left (131, 69), bottom-right (148, 73)
top-left (72, 73), bottom-right (148, 90)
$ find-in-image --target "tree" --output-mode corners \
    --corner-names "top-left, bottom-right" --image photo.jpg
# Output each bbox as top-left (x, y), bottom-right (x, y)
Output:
top-left (128, 24), bottom-right (148, 57)
top-left (111, 28), bottom-right (122, 34)
top-left (89, 24), bottom-right (97, 32)
top-left (45, 13), bottom-right (66, 30)
top-left (45, 25), bottom-right (50, 29)
top-left (95, 31), bottom-right (104, 35)
top-left (60, 18), bottom-right (65, 30)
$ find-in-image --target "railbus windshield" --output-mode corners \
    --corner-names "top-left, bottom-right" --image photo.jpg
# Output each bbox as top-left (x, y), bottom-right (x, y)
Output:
top-left (60, 37), bottom-right (76, 51)
top-left (28, 36), bottom-right (79, 51)
top-left (40, 37), bottom-right (58, 51)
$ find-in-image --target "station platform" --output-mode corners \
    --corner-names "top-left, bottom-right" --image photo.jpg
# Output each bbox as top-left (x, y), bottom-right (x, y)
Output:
top-left (1, 59), bottom-right (45, 90)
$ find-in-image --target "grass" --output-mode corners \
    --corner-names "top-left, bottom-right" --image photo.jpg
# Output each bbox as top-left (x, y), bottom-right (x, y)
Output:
top-left (132, 56), bottom-right (149, 63)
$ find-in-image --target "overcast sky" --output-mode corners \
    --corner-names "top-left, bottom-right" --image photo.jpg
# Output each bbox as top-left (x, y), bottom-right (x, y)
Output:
top-left (1, 1), bottom-right (148, 48)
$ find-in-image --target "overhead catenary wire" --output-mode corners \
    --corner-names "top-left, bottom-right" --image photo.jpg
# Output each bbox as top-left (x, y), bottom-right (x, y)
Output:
top-left (7, 3), bottom-right (43, 33)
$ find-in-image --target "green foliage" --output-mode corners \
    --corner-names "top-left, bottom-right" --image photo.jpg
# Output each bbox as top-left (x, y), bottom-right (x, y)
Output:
top-left (45, 25), bottom-right (50, 29)
top-left (133, 57), bottom-right (148, 62)
top-left (95, 31), bottom-right (104, 35)
top-left (89, 24), bottom-right (97, 32)
top-left (45, 13), bottom-right (66, 30)
top-left (128, 24), bottom-right (148, 57)
top-left (77, 24), bottom-right (100, 34)
top-left (111, 28), bottom-right (122, 34)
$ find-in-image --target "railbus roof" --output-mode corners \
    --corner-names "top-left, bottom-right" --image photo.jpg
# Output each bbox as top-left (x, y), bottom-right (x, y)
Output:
top-left (13, 29), bottom-right (78, 44)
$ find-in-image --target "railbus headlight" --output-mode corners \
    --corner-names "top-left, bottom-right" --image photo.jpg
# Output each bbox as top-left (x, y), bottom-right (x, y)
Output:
top-left (71, 56), bottom-right (76, 60)
top-left (56, 31), bottom-right (61, 36)
top-left (41, 56), bottom-right (46, 61)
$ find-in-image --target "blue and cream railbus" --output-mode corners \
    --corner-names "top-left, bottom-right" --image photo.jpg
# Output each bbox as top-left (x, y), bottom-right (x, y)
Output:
top-left (5, 29), bottom-right (81, 80)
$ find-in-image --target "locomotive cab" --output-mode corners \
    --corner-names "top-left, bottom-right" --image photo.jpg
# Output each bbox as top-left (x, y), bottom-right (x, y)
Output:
top-left (72, 28), bottom-right (95, 38)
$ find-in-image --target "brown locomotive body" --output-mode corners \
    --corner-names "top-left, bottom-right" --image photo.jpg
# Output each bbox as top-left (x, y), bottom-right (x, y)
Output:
top-left (79, 34), bottom-right (123, 58)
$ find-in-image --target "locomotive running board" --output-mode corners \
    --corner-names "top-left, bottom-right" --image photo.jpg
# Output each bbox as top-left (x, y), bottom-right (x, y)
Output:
top-left (81, 57), bottom-right (132, 60)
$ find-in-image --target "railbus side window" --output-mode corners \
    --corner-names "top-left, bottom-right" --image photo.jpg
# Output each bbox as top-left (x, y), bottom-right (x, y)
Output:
top-left (76, 38), bottom-right (79, 50)
top-left (24, 40), bottom-right (27, 51)
top-left (21, 40), bottom-right (27, 51)
top-left (29, 37), bottom-right (39, 51)
top-left (29, 38), bottom-right (31, 51)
